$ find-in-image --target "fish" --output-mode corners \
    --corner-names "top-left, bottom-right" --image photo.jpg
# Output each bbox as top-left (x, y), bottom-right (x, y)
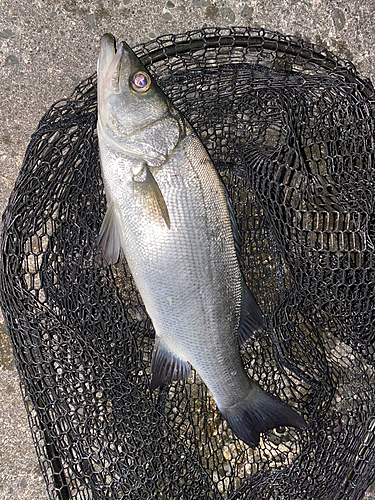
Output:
top-left (96, 33), bottom-right (306, 448)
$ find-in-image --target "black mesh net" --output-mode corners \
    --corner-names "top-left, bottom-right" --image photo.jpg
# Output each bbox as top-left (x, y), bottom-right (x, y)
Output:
top-left (1, 26), bottom-right (375, 500)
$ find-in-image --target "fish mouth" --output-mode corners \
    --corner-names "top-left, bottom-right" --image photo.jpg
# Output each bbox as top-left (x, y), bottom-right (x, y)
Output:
top-left (97, 34), bottom-right (131, 141)
top-left (103, 43), bottom-right (123, 92)
top-left (97, 34), bottom-right (122, 95)
top-left (98, 34), bottom-right (139, 95)
top-left (99, 35), bottom-right (125, 94)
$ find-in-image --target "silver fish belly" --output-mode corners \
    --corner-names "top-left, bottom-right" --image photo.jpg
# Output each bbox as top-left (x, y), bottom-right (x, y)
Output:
top-left (97, 33), bottom-right (306, 447)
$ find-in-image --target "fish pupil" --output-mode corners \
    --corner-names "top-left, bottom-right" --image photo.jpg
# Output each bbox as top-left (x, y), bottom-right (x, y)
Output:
top-left (134, 73), bottom-right (146, 87)
top-left (131, 71), bottom-right (151, 93)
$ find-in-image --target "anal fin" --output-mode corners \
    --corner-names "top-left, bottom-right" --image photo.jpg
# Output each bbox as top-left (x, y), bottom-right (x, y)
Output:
top-left (150, 338), bottom-right (191, 391)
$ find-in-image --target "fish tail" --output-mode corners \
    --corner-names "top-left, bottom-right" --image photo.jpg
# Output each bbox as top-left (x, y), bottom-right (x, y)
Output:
top-left (221, 387), bottom-right (306, 448)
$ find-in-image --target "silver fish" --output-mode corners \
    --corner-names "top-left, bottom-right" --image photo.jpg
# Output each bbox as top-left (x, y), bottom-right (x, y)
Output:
top-left (97, 33), bottom-right (306, 447)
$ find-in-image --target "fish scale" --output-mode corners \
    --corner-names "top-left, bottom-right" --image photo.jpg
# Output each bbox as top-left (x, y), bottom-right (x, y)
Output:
top-left (97, 33), bottom-right (306, 448)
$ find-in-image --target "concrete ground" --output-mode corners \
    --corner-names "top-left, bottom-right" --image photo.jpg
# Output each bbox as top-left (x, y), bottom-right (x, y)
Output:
top-left (0, 0), bottom-right (374, 498)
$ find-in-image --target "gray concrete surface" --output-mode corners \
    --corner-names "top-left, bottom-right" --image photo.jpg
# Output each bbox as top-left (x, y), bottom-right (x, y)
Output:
top-left (0, 0), bottom-right (375, 498)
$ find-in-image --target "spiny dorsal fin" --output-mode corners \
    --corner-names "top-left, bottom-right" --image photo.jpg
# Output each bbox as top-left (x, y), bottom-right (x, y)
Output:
top-left (150, 338), bottom-right (191, 391)
top-left (132, 163), bottom-right (170, 229)
top-left (224, 186), bottom-right (242, 261)
top-left (97, 200), bottom-right (124, 264)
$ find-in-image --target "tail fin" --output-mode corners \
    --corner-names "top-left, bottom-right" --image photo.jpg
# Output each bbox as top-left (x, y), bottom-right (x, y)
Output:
top-left (221, 389), bottom-right (306, 448)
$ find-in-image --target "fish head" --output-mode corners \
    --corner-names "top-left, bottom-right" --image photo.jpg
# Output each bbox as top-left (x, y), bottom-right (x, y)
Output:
top-left (97, 34), bottom-right (182, 161)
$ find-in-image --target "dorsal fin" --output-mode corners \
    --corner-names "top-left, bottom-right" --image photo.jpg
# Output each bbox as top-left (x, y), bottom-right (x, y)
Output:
top-left (224, 187), bottom-right (265, 347)
top-left (238, 277), bottom-right (265, 349)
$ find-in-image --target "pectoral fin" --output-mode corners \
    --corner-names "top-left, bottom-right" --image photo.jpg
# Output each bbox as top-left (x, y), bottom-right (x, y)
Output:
top-left (150, 338), bottom-right (191, 390)
top-left (133, 163), bottom-right (170, 229)
top-left (97, 200), bottom-right (124, 264)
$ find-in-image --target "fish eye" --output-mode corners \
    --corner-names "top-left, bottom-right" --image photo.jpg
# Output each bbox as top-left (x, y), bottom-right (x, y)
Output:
top-left (130, 71), bottom-right (152, 93)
